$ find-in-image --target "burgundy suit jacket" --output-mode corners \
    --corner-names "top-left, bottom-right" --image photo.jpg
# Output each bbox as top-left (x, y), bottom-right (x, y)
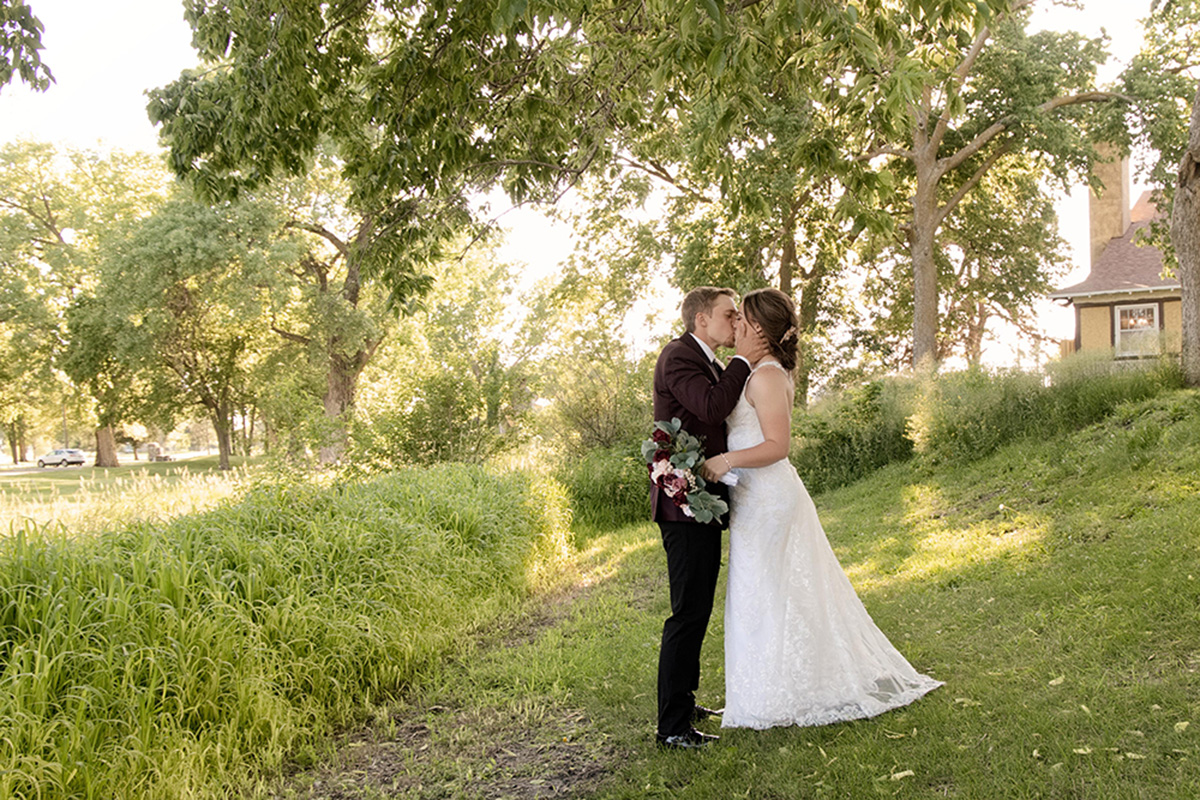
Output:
top-left (650, 334), bottom-right (752, 527)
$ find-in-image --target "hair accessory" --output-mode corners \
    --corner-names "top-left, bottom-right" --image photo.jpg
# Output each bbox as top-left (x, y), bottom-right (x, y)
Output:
top-left (779, 325), bottom-right (797, 344)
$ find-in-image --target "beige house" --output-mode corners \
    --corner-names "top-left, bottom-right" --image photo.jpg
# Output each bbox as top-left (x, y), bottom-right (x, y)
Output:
top-left (1049, 156), bottom-right (1180, 358)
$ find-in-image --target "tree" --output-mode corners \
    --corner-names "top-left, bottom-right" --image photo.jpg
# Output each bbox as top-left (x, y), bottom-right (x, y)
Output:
top-left (1175, 85), bottom-right (1200, 385)
top-left (1120, 0), bottom-right (1200, 385)
top-left (147, 0), bottom-right (617, 459)
top-left (591, 0), bottom-right (1124, 369)
top-left (247, 149), bottom-right (428, 462)
top-left (147, 0), bottom-right (607, 289)
top-left (856, 158), bottom-right (1069, 365)
top-left (832, 2), bottom-right (1123, 366)
top-left (101, 197), bottom-right (291, 470)
top-left (0, 141), bottom-right (173, 465)
top-left (0, 0), bottom-right (51, 92)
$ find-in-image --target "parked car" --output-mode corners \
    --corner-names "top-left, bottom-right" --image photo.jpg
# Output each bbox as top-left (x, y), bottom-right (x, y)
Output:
top-left (37, 448), bottom-right (86, 468)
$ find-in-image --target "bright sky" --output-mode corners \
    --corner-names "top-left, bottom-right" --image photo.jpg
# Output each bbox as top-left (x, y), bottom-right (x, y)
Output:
top-left (0, 0), bottom-right (1157, 363)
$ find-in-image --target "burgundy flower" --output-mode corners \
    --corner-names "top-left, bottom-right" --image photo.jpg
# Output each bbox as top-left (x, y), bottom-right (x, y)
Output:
top-left (652, 428), bottom-right (671, 444)
top-left (662, 472), bottom-right (690, 498)
top-left (653, 449), bottom-right (670, 462)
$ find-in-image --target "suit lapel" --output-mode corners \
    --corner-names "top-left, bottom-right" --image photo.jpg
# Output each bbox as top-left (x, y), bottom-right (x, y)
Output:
top-left (679, 334), bottom-right (719, 383)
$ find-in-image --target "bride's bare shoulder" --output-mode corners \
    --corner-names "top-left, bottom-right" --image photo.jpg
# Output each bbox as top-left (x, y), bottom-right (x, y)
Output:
top-left (746, 361), bottom-right (790, 400)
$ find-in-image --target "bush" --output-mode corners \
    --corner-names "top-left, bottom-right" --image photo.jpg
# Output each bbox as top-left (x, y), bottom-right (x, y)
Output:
top-left (347, 368), bottom-right (525, 469)
top-left (544, 344), bottom-right (655, 456)
top-left (0, 464), bottom-right (571, 798)
top-left (556, 444), bottom-right (650, 533)
top-left (790, 377), bottom-right (917, 494)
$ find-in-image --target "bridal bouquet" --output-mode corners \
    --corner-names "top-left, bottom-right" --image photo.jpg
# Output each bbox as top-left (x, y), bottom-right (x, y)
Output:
top-left (642, 417), bottom-right (730, 524)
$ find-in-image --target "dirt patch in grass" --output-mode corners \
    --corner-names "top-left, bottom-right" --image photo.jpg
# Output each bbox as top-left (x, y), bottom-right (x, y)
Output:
top-left (283, 705), bottom-right (613, 799)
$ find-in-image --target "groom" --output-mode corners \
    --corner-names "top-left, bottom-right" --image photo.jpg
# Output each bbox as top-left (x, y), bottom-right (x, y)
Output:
top-left (652, 286), bottom-right (766, 750)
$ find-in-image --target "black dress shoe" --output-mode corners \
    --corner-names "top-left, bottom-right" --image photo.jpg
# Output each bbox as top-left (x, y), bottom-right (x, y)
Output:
top-left (656, 728), bottom-right (719, 750)
top-left (692, 705), bottom-right (723, 722)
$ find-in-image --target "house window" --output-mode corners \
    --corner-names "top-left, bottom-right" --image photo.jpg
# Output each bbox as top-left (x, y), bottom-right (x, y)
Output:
top-left (1114, 304), bottom-right (1160, 356)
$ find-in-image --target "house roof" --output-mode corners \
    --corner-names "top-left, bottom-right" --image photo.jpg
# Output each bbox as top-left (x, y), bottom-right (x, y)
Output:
top-left (1049, 192), bottom-right (1179, 301)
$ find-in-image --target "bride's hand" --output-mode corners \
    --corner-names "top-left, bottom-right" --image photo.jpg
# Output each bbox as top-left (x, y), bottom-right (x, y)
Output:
top-left (703, 453), bottom-right (732, 482)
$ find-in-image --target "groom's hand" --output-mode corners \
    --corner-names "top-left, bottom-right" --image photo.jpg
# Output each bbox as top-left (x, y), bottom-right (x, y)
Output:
top-left (735, 319), bottom-right (769, 363)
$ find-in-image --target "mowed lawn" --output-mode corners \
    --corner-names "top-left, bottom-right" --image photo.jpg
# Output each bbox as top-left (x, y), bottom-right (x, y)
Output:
top-left (291, 390), bottom-right (1200, 799)
top-left (0, 454), bottom-right (257, 535)
top-left (0, 454), bottom-right (252, 498)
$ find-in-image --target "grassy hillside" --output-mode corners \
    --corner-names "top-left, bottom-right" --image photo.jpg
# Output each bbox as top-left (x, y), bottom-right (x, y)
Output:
top-left (300, 389), bottom-right (1200, 799)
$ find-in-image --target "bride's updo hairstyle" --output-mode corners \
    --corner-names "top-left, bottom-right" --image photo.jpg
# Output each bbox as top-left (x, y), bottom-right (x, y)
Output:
top-left (741, 288), bottom-right (799, 371)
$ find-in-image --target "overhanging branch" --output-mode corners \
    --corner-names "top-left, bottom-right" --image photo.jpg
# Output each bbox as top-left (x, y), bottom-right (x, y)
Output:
top-left (938, 91), bottom-right (1133, 178)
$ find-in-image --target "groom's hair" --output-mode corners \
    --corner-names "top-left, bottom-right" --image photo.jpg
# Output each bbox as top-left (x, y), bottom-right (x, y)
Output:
top-left (681, 287), bottom-right (736, 333)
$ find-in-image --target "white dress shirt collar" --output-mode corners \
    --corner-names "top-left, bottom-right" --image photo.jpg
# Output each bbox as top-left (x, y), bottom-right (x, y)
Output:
top-left (689, 332), bottom-right (718, 364)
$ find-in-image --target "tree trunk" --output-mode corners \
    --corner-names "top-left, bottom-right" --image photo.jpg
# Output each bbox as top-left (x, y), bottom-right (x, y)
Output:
top-left (910, 175), bottom-right (941, 370)
top-left (212, 414), bottom-right (233, 471)
top-left (1174, 82), bottom-right (1200, 387)
top-left (94, 425), bottom-right (119, 467)
top-left (318, 350), bottom-right (363, 464)
top-left (965, 300), bottom-right (988, 366)
top-left (907, 136), bottom-right (945, 371)
top-left (6, 424), bottom-right (18, 464)
top-left (245, 405), bottom-right (256, 456)
top-left (793, 265), bottom-right (826, 408)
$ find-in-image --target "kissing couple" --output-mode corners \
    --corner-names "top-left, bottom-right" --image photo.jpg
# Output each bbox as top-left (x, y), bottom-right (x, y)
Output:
top-left (651, 286), bottom-right (942, 750)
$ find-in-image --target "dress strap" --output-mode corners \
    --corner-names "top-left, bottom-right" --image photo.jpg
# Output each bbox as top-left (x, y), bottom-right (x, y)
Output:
top-left (751, 359), bottom-right (788, 376)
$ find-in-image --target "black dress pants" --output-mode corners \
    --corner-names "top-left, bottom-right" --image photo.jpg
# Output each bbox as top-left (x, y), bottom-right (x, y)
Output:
top-left (656, 520), bottom-right (723, 736)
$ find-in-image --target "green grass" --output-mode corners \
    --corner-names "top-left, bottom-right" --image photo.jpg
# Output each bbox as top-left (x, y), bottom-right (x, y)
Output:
top-left (0, 464), bottom-right (573, 799)
top-left (296, 389), bottom-right (1200, 799)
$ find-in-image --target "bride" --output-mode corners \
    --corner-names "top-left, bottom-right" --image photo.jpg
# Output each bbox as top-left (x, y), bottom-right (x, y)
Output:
top-left (702, 288), bottom-right (941, 729)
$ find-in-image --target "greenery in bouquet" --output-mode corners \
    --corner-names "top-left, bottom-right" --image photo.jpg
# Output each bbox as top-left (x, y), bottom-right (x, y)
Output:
top-left (641, 417), bottom-right (728, 524)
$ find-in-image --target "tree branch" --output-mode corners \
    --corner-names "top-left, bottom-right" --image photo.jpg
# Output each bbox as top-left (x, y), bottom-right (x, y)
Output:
top-left (929, 24), bottom-right (993, 150)
top-left (616, 155), bottom-right (715, 202)
top-left (937, 91), bottom-right (1132, 178)
top-left (287, 220), bottom-right (349, 257)
top-left (859, 144), bottom-right (915, 161)
top-left (270, 324), bottom-right (312, 346)
top-left (937, 143), bottom-right (1012, 227)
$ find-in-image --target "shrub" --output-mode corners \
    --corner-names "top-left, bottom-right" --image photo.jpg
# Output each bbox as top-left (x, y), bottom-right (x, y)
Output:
top-left (544, 345), bottom-right (655, 456)
top-left (790, 377), bottom-right (917, 494)
top-left (347, 368), bottom-right (526, 469)
top-left (0, 464), bottom-right (571, 798)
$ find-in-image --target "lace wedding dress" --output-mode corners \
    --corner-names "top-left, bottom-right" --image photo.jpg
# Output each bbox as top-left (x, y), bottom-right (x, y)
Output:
top-left (722, 360), bottom-right (942, 729)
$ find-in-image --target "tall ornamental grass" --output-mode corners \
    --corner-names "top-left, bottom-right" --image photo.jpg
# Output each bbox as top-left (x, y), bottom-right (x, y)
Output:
top-left (556, 445), bottom-right (649, 533)
top-left (0, 467), bottom-right (246, 536)
top-left (909, 352), bottom-right (1184, 464)
top-left (0, 464), bottom-right (572, 799)
top-left (556, 352), bottom-right (1184, 522)
top-left (790, 377), bottom-right (917, 494)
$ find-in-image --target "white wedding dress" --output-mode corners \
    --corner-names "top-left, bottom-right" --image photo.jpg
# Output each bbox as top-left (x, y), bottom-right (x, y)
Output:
top-left (722, 360), bottom-right (942, 729)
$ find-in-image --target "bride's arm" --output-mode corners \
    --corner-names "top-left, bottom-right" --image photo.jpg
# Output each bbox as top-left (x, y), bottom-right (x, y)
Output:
top-left (702, 367), bottom-right (792, 481)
